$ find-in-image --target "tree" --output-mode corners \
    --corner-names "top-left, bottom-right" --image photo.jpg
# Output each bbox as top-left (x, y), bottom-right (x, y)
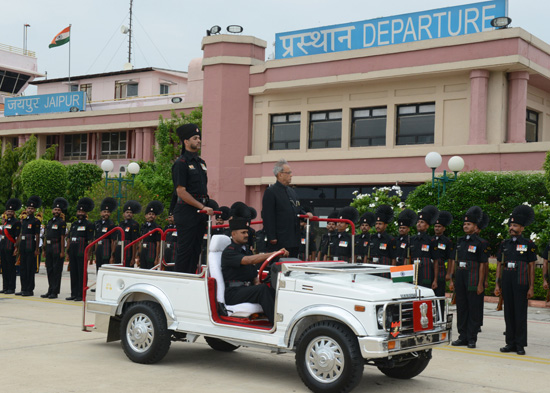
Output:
top-left (350, 185), bottom-right (404, 235)
top-left (0, 141), bottom-right (20, 210)
top-left (65, 163), bottom-right (103, 219)
top-left (20, 159), bottom-right (68, 209)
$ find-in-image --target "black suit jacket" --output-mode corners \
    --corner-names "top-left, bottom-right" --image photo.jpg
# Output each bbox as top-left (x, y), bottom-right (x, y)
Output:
top-left (261, 181), bottom-right (301, 249)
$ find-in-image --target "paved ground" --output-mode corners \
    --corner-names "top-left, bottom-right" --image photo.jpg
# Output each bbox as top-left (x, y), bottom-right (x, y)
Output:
top-left (1, 265), bottom-right (549, 392)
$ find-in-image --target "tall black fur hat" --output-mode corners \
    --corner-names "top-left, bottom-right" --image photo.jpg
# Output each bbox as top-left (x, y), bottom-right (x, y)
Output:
top-left (217, 206), bottom-right (231, 220)
top-left (123, 200), bottom-right (141, 214)
top-left (26, 195), bottom-right (42, 209)
top-left (5, 198), bottom-right (21, 211)
top-left (479, 212), bottom-right (490, 230)
top-left (249, 207), bottom-right (258, 221)
top-left (398, 209), bottom-right (417, 227)
top-left (435, 210), bottom-right (453, 227)
top-left (328, 211), bottom-right (339, 220)
top-left (418, 205), bottom-right (439, 226)
top-left (52, 197), bottom-right (69, 212)
top-left (145, 200), bottom-right (164, 216)
top-left (230, 201), bottom-right (253, 220)
top-left (76, 197), bottom-right (94, 212)
top-left (176, 123), bottom-right (200, 141)
top-left (100, 197), bottom-right (117, 212)
top-left (359, 212), bottom-right (376, 227)
top-left (375, 204), bottom-right (394, 224)
top-left (464, 206), bottom-right (483, 225)
top-left (510, 205), bottom-right (535, 227)
top-left (339, 206), bottom-right (359, 223)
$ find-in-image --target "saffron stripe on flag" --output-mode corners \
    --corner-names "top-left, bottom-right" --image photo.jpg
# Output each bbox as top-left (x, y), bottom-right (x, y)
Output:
top-left (390, 265), bottom-right (414, 283)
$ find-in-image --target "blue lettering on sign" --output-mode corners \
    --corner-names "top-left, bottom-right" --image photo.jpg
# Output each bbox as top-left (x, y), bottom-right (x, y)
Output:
top-left (275, 0), bottom-right (507, 59)
top-left (4, 91), bottom-right (86, 116)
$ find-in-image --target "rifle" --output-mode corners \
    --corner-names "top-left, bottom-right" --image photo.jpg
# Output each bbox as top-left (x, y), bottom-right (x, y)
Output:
top-left (496, 245), bottom-right (504, 311)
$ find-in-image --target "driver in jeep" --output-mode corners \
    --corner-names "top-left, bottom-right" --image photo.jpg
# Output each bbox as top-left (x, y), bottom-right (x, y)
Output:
top-left (221, 217), bottom-right (289, 324)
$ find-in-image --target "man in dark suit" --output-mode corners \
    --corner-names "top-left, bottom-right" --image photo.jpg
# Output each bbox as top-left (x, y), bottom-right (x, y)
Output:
top-left (261, 159), bottom-right (312, 257)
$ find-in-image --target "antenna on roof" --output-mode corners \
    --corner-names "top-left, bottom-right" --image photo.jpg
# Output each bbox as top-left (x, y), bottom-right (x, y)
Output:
top-left (121, 0), bottom-right (134, 69)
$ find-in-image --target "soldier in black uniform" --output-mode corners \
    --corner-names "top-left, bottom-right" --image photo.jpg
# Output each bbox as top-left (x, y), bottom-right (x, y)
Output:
top-left (17, 196), bottom-right (42, 297)
top-left (542, 241), bottom-right (550, 298)
top-left (66, 198), bottom-right (95, 301)
top-left (139, 201), bottom-right (164, 270)
top-left (41, 197), bottom-right (68, 299)
top-left (221, 217), bottom-right (289, 324)
top-left (318, 211), bottom-right (338, 260)
top-left (332, 207), bottom-right (359, 263)
top-left (171, 123), bottom-right (214, 274)
top-left (212, 207), bottom-right (231, 236)
top-left (356, 212), bottom-right (374, 263)
top-left (0, 198), bottom-right (22, 294)
top-left (394, 209), bottom-right (417, 266)
top-left (495, 205), bottom-right (537, 356)
top-left (115, 200), bottom-right (141, 267)
top-left (163, 211), bottom-right (176, 270)
top-left (368, 205), bottom-right (396, 269)
top-left (450, 206), bottom-right (489, 349)
top-left (410, 205), bottom-right (440, 289)
top-left (432, 211), bottom-right (454, 308)
top-left (93, 197), bottom-right (117, 275)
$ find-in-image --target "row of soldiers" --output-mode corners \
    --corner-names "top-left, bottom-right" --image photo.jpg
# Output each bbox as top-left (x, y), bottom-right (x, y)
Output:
top-left (0, 196), bottom-right (177, 301)
top-left (312, 203), bottom-right (541, 356)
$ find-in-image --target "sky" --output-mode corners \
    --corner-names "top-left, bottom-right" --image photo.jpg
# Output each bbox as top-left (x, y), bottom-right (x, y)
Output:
top-left (3, 0), bottom-right (550, 91)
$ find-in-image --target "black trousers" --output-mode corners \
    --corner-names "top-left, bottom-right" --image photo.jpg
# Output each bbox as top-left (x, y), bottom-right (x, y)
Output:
top-left (502, 270), bottom-right (529, 348)
top-left (225, 284), bottom-right (276, 323)
top-left (45, 248), bottom-right (63, 295)
top-left (69, 247), bottom-right (85, 298)
top-left (175, 205), bottom-right (207, 274)
top-left (1, 245), bottom-right (17, 291)
top-left (454, 270), bottom-right (483, 343)
top-left (95, 241), bottom-right (111, 271)
top-left (434, 278), bottom-right (446, 313)
top-left (139, 245), bottom-right (157, 270)
top-left (19, 250), bottom-right (36, 293)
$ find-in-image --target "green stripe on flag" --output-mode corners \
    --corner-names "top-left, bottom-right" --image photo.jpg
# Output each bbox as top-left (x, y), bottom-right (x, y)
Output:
top-left (49, 37), bottom-right (70, 48)
top-left (392, 276), bottom-right (413, 283)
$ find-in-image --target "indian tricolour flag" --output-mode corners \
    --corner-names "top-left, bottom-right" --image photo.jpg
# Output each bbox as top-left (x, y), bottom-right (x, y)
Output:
top-left (390, 265), bottom-right (415, 283)
top-left (49, 26), bottom-right (71, 48)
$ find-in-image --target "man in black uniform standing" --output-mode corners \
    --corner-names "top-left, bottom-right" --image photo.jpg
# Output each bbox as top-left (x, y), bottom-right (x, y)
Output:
top-left (139, 201), bottom-right (163, 270)
top-left (410, 205), bottom-right (439, 289)
top-left (0, 198), bottom-right (21, 294)
top-left (394, 209), bottom-right (417, 266)
top-left (163, 211), bottom-right (176, 270)
top-left (41, 197), bottom-right (68, 299)
top-left (115, 200), bottom-right (141, 267)
top-left (17, 196), bottom-right (41, 297)
top-left (332, 207), bottom-right (359, 263)
top-left (262, 159), bottom-right (312, 258)
top-left (93, 197), bottom-right (117, 275)
top-left (318, 211), bottom-right (338, 260)
top-left (222, 217), bottom-right (289, 324)
top-left (368, 205), bottom-right (396, 268)
top-left (66, 198), bottom-right (95, 301)
top-left (356, 212), bottom-right (374, 263)
top-left (450, 206), bottom-right (489, 349)
top-left (171, 123), bottom-right (214, 273)
top-left (495, 205), bottom-right (537, 355)
top-left (432, 211), bottom-right (454, 308)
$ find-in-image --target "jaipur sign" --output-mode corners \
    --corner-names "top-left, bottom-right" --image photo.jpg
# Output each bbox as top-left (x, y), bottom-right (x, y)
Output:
top-left (4, 91), bottom-right (87, 116)
top-left (275, 0), bottom-right (507, 59)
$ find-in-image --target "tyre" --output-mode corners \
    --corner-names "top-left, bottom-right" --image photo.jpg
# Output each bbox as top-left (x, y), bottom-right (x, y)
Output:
top-left (205, 337), bottom-right (240, 352)
top-left (120, 301), bottom-right (171, 364)
top-left (295, 321), bottom-right (364, 393)
top-left (377, 350), bottom-right (431, 379)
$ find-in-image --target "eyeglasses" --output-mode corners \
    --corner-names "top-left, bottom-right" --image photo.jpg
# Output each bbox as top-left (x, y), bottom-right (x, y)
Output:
top-left (280, 171), bottom-right (292, 174)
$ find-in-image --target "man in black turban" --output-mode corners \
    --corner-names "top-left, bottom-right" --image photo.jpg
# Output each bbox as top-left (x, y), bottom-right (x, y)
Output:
top-left (16, 196), bottom-right (42, 297)
top-left (0, 198), bottom-right (22, 294)
top-left (41, 198), bottom-right (68, 299)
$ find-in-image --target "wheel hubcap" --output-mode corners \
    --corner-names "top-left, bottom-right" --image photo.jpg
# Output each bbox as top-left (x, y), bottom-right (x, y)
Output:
top-left (127, 313), bottom-right (154, 353)
top-left (305, 335), bottom-right (344, 383)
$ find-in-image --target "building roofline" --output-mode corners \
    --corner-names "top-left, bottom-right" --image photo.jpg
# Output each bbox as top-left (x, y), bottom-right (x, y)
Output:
top-left (30, 66), bottom-right (188, 85)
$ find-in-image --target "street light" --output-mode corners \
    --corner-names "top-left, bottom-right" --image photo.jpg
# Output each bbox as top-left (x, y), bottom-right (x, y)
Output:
top-left (101, 159), bottom-right (140, 222)
top-left (425, 152), bottom-right (464, 204)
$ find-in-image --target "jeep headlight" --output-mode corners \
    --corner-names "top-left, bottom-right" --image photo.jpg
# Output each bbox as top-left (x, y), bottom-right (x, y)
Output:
top-left (376, 307), bottom-right (385, 329)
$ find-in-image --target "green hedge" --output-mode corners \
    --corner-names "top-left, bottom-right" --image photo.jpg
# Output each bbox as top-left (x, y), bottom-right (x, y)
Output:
top-left (20, 159), bottom-right (68, 209)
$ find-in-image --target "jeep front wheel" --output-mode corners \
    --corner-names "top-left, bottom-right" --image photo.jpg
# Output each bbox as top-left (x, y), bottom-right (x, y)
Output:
top-left (296, 321), bottom-right (363, 393)
top-left (377, 350), bottom-right (431, 379)
top-left (120, 301), bottom-right (171, 364)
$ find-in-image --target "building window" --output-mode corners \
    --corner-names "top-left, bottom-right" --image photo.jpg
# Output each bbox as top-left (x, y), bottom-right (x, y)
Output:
top-left (64, 134), bottom-right (88, 160)
top-left (101, 131), bottom-right (127, 159)
top-left (160, 84), bottom-right (169, 95)
top-left (46, 135), bottom-right (60, 160)
top-left (309, 110), bottom-right (342, 149)
top-left (80, 84), bottom-right (92, 102)
top-left (396, 103), bottom-right (435, 145)
top-left (270, 113), bottom-right (300, 150)
top-left (11, 137), bottom-right (19, 148)
top-left (115, 81), bottom-right (139, 99)
top-left (526, 109), bottom-right (539, 143)
top-left (351, 107), bottom-right (387, 147)
top-left (70, 84), bottom-right (78, 92)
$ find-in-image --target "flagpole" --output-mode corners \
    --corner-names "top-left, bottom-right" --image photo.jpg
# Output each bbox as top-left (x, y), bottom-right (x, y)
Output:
top-left (68, 24), bottom-right (72, 90)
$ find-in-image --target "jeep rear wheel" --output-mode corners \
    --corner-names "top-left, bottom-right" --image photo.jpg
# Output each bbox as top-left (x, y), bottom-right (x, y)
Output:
top-left (120, 301), bottom-right (171, 364)
top-left (296, 321), bottom-right (363, 393)
top-left (377, 350), bottom-right (431, 379)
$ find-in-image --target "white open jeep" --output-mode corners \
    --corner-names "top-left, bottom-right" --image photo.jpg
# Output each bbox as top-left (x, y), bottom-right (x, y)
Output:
top-left (86, 234), bottom-right (451, 393)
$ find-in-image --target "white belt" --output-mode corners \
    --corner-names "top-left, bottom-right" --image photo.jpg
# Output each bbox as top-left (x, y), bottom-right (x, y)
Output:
top-left (71, 237), bottom-right (77, 242)
top-left (166, 244), bottom-right (171, 249)
top-left (98, 240), bottom-right (103, 245)
top-left (142, 243), bottom-right (147, 248)
top-left (46, 240), bottom-right (51, 244)
top-left (118, 241), bottom-right (123, 246)
top-left (21, 235), bottom-right (26, 240)
top-left (459, 261), bottom-right (468, 268)
top-left (507, 262), bottom-right (516, 269)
